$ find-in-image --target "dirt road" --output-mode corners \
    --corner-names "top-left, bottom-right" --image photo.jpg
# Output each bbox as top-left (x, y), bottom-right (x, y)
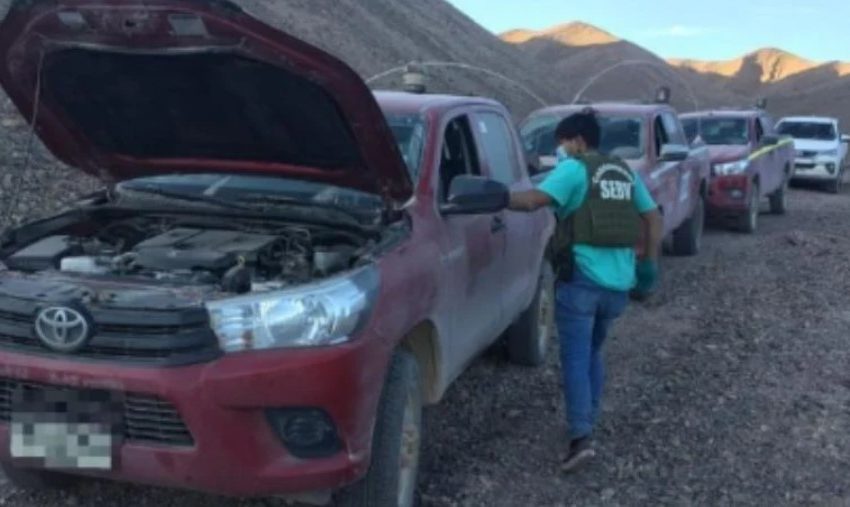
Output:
top-left (1, 183), bottom-right (848, 506)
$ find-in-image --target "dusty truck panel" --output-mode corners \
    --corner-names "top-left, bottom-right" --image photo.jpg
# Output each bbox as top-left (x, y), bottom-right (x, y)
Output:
top-left (0, 1), bottom-right (553, 504)
top-left (680, 108), bottom-right (795, 232)
top-left (521, 102), bottom-right (710, 257)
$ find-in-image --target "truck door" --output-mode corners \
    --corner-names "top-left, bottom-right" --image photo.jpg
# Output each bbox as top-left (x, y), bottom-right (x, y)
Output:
top-left (754, 116), bottom-right (779, 195)
top-left (650, 114), bottom-right (683, 237)
top-left (433, 113), bottom-right (506, 376)
top-left (662, 112), bottom-right (699, 227)
top-left (472, 109), bottom-right (540, 335)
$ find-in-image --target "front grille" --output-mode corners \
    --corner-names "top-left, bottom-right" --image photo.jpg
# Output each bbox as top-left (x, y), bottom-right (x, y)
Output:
top-left (0, 300), bottom-right (221, 366)
top-left (798, 150), bottom-right (818, 159)
top-left (0, 378), bottom-right (194, 447)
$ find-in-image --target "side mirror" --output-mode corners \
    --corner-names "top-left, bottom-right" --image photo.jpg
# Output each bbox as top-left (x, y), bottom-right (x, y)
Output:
top-left (760, 134), bottom-right (779, 146)
top-left (659, 144), bottom-right (689, 162)
top-left (841, 134), bottom-right (850, 143)
top-left (441, 175), bottom-right (509, 215)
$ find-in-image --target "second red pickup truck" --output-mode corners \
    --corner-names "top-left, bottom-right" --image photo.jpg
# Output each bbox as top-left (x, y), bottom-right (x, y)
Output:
top-left (680, 108), bottom-right (795, 233)
top-left (521, 101), bottom-right (710, 257)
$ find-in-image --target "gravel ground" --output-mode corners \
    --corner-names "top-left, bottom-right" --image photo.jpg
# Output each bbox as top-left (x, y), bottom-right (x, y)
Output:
top-left (3, 90), bottom-right (850, 505)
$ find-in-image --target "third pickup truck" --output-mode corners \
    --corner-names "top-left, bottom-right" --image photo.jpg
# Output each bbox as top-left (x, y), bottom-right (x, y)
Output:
top-left (681, 108), bottom-right (794, 233)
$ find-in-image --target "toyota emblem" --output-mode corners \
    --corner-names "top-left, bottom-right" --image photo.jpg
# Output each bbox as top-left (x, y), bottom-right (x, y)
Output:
top-left (34, 306), bottom-right (91, 353)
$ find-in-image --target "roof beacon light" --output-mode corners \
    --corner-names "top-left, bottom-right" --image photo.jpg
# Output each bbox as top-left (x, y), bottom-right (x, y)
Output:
top-left (402, 63), bottom-right (426, 94)
top-left (655, 86), bottom-right (671, 104)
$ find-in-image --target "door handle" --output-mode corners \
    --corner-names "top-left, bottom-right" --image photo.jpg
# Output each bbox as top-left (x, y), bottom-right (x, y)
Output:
top-left (491, 216), bottom-right (506, 233)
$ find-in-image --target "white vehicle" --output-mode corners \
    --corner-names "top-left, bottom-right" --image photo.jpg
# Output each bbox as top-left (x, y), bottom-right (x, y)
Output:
top-left (776, 116), bottom-right (850, 193)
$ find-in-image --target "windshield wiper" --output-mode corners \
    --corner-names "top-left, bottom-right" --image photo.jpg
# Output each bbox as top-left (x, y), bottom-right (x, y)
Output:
top-left (120, 185), bottom-right (253, 211)
top-left (234, 193), bottom-right (370, 224)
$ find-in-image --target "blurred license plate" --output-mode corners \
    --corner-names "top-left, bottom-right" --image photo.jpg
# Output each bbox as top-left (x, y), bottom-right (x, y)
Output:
top-left (10, 387), bottom-right (122, 470)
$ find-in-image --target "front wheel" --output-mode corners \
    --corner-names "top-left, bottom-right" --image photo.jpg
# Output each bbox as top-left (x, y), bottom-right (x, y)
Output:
top-left (505, 262), bottom-right (554, 367)
top-left (828, 169), bottom-right (844, 194)
top-left (671, 194), bottom-right (705, 256)
top-left (336, 350), bottom-right (422, 507)
top-left (769, 178), bottom-right (788, 214)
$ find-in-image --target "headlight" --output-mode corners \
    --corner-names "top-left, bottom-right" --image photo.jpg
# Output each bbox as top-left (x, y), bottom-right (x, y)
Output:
top-left (713, 160), bottom-right (749, 175)
top-left (819, 149), bottom-right (839, 158)
top-left (206, 266), bottom-right (379, 353)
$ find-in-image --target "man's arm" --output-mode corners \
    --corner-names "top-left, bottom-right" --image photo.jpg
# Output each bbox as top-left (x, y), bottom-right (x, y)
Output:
top-left (640, 209), bottom-right (662, 260)
top-left (508, 189), bottom-right (553, 212)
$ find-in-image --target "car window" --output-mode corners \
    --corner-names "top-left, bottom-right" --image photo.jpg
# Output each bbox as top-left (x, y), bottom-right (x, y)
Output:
top-left (682, 118), bottom-right (699, 144)
top-left (760, 115), bottom-right (775, 133)
top-left (118, 174), bottom-right (384, 211)
top-left (439, 115), bottom-right (481, 201)
top-left (475, 112), bottom-right (522, 185)
top-left (520, 114), bottom-right (560, 161)
top-left (520, 113), bottom-right (646, 160)
top-left (776, 121), bottom-right (837, 141)
top-left (661, 113), bottom-right (686, 146)
top-left (385, 114), bottom-right (426, 180)
top-left (684, 117), bottom-right (749, 146)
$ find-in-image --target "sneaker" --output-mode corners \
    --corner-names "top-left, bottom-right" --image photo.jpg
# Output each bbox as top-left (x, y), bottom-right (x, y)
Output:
top-left (561, 437), bottom-right (596, 473)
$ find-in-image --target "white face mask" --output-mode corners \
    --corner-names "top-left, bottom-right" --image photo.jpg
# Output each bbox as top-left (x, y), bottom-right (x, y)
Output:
top-left (556, 145), bottom-right (570, 163)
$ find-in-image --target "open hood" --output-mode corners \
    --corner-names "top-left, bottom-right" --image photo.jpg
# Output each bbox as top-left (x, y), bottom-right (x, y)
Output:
top-left (0, 0), bottom-right (413, 204)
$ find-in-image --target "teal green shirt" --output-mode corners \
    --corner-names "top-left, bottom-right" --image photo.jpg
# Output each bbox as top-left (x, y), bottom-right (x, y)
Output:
top-left (538, 157), bottom-right (657, 291)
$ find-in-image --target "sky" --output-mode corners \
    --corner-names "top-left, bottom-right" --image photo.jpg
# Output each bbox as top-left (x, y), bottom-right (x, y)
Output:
top-left (446, 0), bottom-right (850, 62)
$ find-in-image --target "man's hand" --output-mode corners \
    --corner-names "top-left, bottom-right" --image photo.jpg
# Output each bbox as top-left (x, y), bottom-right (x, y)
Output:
top-left (509, 189), bottom-right (552, 212)
top-left (633, 258), bottom-right (659, 297)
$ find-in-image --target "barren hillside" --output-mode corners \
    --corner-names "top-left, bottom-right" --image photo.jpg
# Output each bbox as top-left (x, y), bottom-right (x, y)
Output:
top-left (504, 22), bottom-right (850, 130)
top-left (500, 24), bottom-right (744, 113)
top-left (669, 47), bottom-right (850, 128)
top-left (230, 0), bottom-right (566, 118)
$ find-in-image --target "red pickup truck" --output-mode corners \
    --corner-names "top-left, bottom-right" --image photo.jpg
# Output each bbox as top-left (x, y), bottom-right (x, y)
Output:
top-left (521, 102), bottom-right (710, 257)
top-left (680, 109), bottom-right (795, 233)
top-left (0, 1), bottom-right (554, 505)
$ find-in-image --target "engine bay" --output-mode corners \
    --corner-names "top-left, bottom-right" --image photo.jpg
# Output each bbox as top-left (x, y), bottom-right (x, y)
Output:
top-left (1, 214), bottom-right (375, 294)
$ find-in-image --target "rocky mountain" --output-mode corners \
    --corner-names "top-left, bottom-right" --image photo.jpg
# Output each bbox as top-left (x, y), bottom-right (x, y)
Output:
top-left (500, 23), bottom-right (744, 113)
top-left (502, 22), bottom-right (850, 129)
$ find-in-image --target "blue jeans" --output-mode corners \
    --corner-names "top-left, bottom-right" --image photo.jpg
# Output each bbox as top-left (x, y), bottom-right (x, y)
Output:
top-left (556, 269), bottom-right (628, 439)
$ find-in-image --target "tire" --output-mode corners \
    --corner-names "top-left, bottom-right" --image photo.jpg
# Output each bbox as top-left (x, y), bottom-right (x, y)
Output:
top-left (671, 193), bottom-right (704, 256)
top-left (505, 262), bottom-right (554, 367)
top-left (737, 183), bottom-right (759, 234)
top-left (336, 350), bottom-right (422, 507)
top-left (0, 461), bottom-right (80, 491)
top-left (828, 169), bottom-right (843, 194)
top-left (769, 178), bottom-right (788, 214)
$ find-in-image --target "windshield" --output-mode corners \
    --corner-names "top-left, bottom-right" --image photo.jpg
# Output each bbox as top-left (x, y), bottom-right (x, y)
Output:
top-left (521, 113), bottom-right (646, 161)
top-left (682, 117), bottom-right (749, 145)
top-left (777, 121), bottom-right (836, 141)
top-left (117, 174), bottom-right (384, 216)
top-left (385, 114), bottom-right (426, 179)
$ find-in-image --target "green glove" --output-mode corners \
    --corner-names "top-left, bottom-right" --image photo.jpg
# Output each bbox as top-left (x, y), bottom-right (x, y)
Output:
top-left (634, 259), bottom-right (659, 296)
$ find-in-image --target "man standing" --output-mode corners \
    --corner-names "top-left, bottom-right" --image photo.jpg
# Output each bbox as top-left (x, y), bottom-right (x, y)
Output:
top-left (509, 110), bottom-right (662, 472)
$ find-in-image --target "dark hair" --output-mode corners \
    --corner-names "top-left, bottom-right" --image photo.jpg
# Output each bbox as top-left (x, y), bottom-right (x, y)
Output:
top-left (554, 109), bottom-right (601, 148)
